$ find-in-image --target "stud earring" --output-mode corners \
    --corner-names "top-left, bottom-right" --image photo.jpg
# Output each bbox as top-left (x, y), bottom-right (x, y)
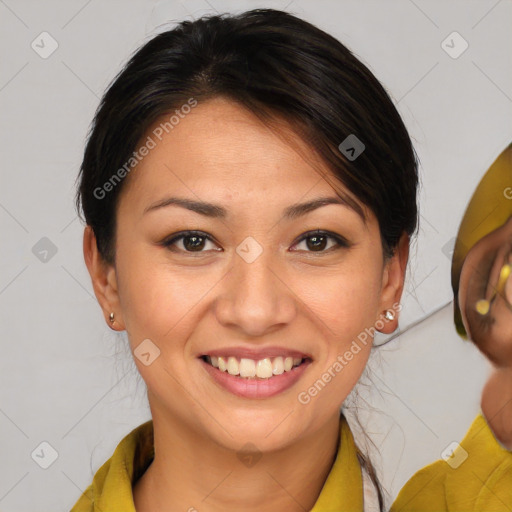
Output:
top-left (109, 312), bottom-right (115, 324)
top-left (384, 309), bottom-right (395, 321)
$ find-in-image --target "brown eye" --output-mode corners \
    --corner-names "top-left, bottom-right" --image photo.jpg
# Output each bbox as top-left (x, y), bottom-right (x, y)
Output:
top-left (291, 230), bottom-right (349, 253)
top-left (162, 231), bottom-right (220, 253)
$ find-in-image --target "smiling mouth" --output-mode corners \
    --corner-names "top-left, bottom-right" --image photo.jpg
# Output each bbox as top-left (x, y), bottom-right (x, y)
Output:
top-left (200, 355), bottom-right (311, 379)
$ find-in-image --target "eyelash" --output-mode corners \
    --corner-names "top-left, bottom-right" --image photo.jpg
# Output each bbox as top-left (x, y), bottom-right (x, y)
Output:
top-left (161, 229), bottom-right (349, 255)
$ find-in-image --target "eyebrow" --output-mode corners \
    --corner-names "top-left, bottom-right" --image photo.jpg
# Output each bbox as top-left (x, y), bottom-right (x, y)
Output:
top-left (143, 195), bottom-right (365, 221)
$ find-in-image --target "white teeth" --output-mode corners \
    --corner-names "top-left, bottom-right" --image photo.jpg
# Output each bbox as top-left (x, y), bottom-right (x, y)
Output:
top-left (239, 358), bottom-right (255, 377)
top-left (206, 354), bottom-right (304, 379)
top-left (272, 356), bottom-right (284, 375)
top-left (256, 358), bottom-right (273, 378)
top-left (227, 356), bottom-right (239, 376)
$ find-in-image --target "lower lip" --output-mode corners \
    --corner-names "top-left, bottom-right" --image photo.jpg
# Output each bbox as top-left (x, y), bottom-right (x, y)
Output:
top-left (199, 358), bottom-right (311, 399)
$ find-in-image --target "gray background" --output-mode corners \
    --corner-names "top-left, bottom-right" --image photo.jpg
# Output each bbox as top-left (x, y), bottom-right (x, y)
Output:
top-left (1, 0), bottom-right (511, 510)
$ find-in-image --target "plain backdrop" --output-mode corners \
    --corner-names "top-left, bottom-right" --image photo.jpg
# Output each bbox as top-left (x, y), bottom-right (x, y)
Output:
top-left (0, 0), bottom-right (511, 510)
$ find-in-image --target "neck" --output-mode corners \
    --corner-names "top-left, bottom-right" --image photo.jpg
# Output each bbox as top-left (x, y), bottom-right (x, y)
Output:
top-left (133, 409), bottom-right (341, 512)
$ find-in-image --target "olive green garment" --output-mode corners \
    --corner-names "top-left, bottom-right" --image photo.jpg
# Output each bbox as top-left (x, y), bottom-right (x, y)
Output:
top-left (70, 412), bottom-right (512, 511)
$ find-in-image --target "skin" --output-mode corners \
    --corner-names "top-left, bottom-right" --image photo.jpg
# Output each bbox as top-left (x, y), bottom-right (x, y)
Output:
top-left (458, 215), bottom-right (512, 449)
top-left (83, 96), bottom-right (409, 511)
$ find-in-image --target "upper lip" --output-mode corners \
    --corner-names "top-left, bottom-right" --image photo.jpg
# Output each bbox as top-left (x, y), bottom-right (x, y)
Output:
top-left (200, 346), bottom-right (312, 360)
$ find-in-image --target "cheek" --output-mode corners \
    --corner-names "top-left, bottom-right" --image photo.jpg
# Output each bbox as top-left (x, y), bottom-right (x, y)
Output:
top-left (114, 243), bottom-right (218, 351)
top-left (312, 259), bottom-right (382, 362)
top-left (296, 278), bottom-right (378, 412)
top-left (302, 262), bottom-right (383, 338)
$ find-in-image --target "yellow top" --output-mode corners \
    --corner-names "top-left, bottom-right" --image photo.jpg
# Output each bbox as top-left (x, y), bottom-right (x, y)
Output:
top-left (70, 411), bottom-right (512, 511)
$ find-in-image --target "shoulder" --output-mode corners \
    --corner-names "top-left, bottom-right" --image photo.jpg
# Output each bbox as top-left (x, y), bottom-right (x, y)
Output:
top-left (69, 420), bottom-right (154, 512)
top-left (390, 411), bottom-right (512, 511)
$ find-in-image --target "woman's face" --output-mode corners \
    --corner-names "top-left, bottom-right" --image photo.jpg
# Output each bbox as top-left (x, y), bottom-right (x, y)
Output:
top-left (90, 96), bottom-right (406, 452)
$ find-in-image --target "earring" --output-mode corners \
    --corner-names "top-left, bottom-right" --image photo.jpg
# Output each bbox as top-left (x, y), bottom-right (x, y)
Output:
top-left (109, 312), bottom-right (115, 324)
top-left (384, 309), bottom-right (395, 321)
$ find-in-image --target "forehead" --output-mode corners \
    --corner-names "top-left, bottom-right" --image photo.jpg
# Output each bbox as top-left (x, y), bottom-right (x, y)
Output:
top-left (118, 97), bottom-right (366, 219)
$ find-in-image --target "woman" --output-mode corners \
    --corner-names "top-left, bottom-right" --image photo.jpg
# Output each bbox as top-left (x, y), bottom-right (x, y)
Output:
top-left (71, 8), bottom-right (512, 511)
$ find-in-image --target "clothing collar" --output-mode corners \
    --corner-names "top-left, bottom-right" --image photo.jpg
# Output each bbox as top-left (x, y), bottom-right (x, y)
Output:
top-left (72, 413), bottom-right (363, 511)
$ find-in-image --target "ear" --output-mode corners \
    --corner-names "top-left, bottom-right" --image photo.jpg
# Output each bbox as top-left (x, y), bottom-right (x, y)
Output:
top-left (376, 232), bottom-right (409, 334)
top-left (83, 226), bottom-right (125, 330)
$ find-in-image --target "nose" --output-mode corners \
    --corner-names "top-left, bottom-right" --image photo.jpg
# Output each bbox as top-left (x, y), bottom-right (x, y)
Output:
top-left (213, 245), bottom-right (297, 337)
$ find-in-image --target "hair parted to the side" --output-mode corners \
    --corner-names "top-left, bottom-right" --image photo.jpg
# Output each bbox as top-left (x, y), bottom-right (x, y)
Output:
top-left (75, 8), bottom-right (419, 509)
